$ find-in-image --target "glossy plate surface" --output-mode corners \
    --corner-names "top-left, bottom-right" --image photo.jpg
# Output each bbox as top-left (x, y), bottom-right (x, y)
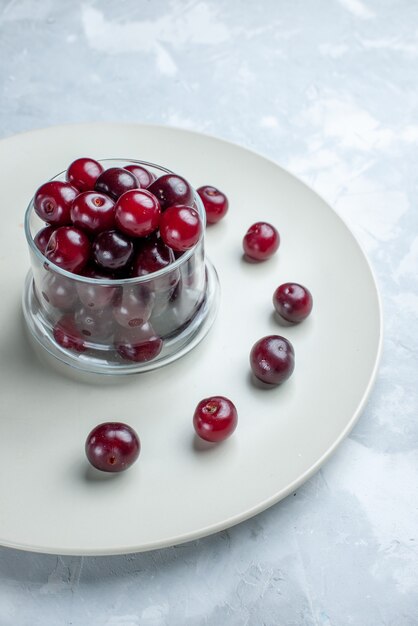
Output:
top-left (0, 124), bottom-right (381, 555)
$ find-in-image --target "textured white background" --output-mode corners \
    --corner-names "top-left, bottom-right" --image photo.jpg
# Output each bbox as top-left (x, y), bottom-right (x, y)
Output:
top-left (1, 1), bottom-right (418, 624)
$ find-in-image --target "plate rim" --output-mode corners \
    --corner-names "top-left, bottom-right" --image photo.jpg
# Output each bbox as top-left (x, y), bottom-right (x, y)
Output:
top-left (0, 123), bottom-right (383, 555)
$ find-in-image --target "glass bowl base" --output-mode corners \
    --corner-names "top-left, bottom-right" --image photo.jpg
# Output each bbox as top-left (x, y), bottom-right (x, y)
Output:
top-left (22, 260), bottom-right (220, 377)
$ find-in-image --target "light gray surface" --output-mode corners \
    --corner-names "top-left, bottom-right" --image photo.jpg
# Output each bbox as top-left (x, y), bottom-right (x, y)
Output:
top-left (0, 0), bottom-right (417, 624)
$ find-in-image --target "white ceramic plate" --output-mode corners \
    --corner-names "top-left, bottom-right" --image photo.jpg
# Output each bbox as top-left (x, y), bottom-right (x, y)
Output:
top-left (0, 124), bottom-right (382, 555)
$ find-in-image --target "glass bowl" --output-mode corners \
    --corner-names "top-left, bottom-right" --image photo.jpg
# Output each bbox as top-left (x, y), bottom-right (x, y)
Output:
top-left (22, 159), bottom-right (220, 376)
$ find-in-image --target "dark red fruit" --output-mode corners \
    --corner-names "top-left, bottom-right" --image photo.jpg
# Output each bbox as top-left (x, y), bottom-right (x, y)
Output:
top-left (132, 237), bottom-right (175, 276)
top-left (92, 230), bottom-right (134, 271)
top-left (39, 272), bottom-right (78, 310)
top-left (148, 174), bottom-right (193, 211)
top-left (273, 283), bottom-right (313, 323)
top-left (34, 181), bottom-right (78, 226)
top-left (45, 226), bottom-right (91, 273)
top-left (115, 190), bottom-right (161, 238)
top-left (66, 158), bottom-right (104, 192)
top-left (132, 237), bottom-right (179, 317)
top-left (250, 335), bottom-right (295, 385)
top-left (95, 167), bottom-right (138, 200)
top-left (159, 205), bottom-right (202, 252)
top-left (131, 237), bottom-right (178, 293)
top-left (243, 222), bottom-right (280, 261)
top-left (85, 422), bottom-right (140, 473)
top-left (75, 306), bottom-right (114, 341)
top-left (115, 323), bottom-right (163, 362)
top-left (71, 191), bottom-right (115, 235)
top-left (193, 396), bottom-right (238, 443)
top-left (76, 267), bottom-right (117, 310)
top-left (113, 286), bottom-right (154, 329)
top-left (34, 225), bottom-right (56, 255)
top-left (53, 314), bottom-right (87, 352)
top-left (197, 185), bottom-right (228, 224)
top-left (124, 164), bottom-right (156, 188)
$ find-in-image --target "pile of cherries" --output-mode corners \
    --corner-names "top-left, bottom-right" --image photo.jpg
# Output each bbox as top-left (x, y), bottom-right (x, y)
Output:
top-left (32, 158), bottom-right (207, 363)
top-left (35, 158), bottom-right (203, 271)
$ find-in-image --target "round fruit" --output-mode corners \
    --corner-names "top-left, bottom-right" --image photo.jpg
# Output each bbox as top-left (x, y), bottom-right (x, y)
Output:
top-left (243, 222), bottom-right (280, 261)
top-left (124, 164), bottom-right (156, 188)
top-left (273, 283), bottom-right (313, 323)
top-left (39, 272), bottom-right (78, 310)
top-left (159, 205), bottom-right (202, 252)
top-left (193, 396), bottom-right (238, 443)
top-left (113, 286), bottom-right (154, 329)
top-left (45, 226), bottom-right (91, 273)
top-left (148, 174), bottom-right (193, 211)
top-left (85, 422), bottom-right (140, 473)
top-left (70, 191), bottom-right (115, 235)
top-left (75, 306), bottom-right (115, 341)
top-left (94, 167), bottom-right (138, 200)
top-left (76, 266), bottom-right (116, 310)
top-left (34, 181), bottom-right (78, 226)
top-left (250, 335), bottom-right (295, 385)
top-left (131, 236), bottom-right (178, 295)
top-left (132, 237), bottom-right (175, 276)
top-left (53, 314), bottom-right (87, 352)
top-left (66, 158), bottom-right (104, 192)
top-left (92, 230), bottom-right (134, 271)
top-left (115, 323), bottom-right (163, 362)
top-left (34, 225), bottom-right (56, 255)
top-left (197, 185), bottom-right (228, 224)
top-left (115, 189), bottom-right (161, 238)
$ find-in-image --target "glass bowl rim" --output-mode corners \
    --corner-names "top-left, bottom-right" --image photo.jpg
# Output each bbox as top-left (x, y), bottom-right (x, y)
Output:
top-left (24, 158), bottom-right (207, 286)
